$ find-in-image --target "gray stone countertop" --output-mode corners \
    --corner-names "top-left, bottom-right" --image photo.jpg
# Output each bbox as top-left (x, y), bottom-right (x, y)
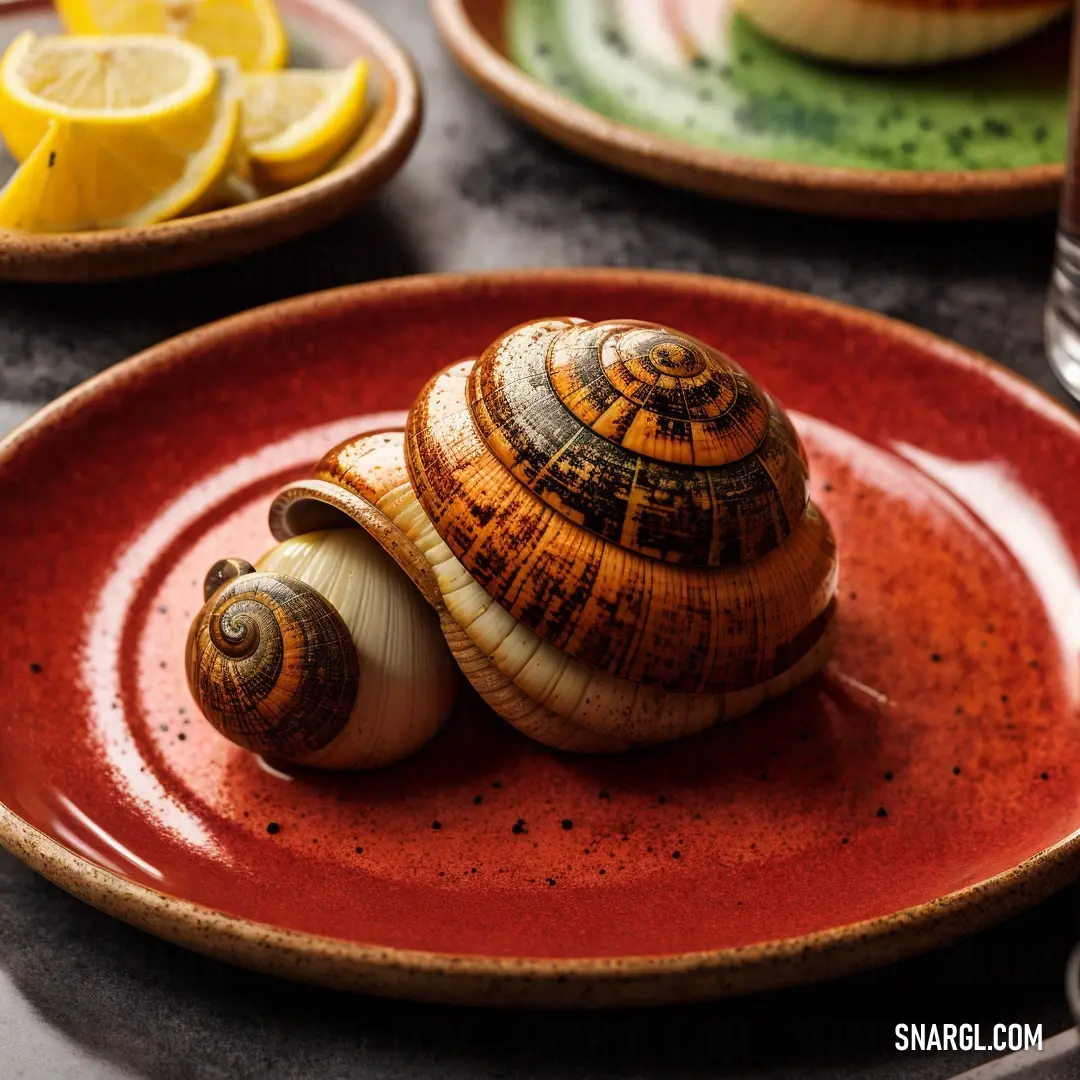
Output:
top-left (2, 1), bottom-right (1080, 1077)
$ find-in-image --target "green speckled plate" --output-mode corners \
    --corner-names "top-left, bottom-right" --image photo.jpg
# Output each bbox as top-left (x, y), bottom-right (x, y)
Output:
top-left (431, 0), bottom-right (1070, 219)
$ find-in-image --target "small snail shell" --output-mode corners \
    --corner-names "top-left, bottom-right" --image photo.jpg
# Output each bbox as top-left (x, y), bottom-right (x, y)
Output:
top-left (270, 319), bottom-right (840, 752)
top-left (186, 527), bottom-right (459, 770)
top-left (734, 0), bottom-right (1068, 68)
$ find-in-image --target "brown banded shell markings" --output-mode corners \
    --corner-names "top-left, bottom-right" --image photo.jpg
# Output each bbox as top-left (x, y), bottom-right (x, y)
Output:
top-left (403, 320), bottom-right (838, 694)
top-left (315, 429), bottom-right (413, 505)
top-left (186, 571), bottom-right (359, 758)
top-left (465, 318), bottom-right (810, 565)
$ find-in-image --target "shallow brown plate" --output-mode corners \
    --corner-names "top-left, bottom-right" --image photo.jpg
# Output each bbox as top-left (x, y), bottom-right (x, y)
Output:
top-left (0, 0), bottom-right (421, 282)
top-left (3, 269), bottom-right (1080, 1008)
top-left (430, 0), bottom-right (1067, 219)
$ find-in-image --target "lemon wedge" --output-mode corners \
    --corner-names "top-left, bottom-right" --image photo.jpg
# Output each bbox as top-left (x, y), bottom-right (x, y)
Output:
top-left (0, 30), bottom-right (217, 163)
top-left (241, 61), bottom-right (368, 190)
top-left (55, 0), bottom-right (287, 72)
top-left (0, 61), bottom-right (241, 232)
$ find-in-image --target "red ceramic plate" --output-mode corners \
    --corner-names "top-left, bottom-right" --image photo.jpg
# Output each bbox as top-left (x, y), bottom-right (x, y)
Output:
top-left (2, 269), bottom-right (1080, 1008)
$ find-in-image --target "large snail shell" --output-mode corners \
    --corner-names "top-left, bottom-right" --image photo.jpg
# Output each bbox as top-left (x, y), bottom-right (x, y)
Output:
top-left (404, 319), bottom-right (837, 695)
top-left (734, 0), bottom-right (1068, 68)
top-left (277, 433), bottom-right (834, 749)
top-left (268, 318), bottom-right (839, 753)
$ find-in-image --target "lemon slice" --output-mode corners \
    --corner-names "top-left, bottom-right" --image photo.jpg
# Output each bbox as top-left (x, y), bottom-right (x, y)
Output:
top-left (241, 61), bottom-right (368, 190)
top-left (0, 62), bottom-right (241, 232)
top-left (0, 30), bottom-right (216, 163)
top-left (55, 0), bottom-right (287, 72)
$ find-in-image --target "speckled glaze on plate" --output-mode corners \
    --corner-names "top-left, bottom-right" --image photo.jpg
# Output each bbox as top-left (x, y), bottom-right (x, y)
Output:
top-left (2, 269), bottom-right (1080, 1008)
top-left (0, 0), bottom-right (421, 283)
top-left (431, 0), bottom-right (1069, 218)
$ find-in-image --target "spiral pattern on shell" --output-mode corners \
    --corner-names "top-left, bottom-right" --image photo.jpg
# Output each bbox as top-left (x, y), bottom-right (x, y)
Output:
top-left (186, 567), bottom-right (359, 758)
top-left (463, 318), bottom-right (809, 565)
top-left (402, 317), bottom-right (837, 694)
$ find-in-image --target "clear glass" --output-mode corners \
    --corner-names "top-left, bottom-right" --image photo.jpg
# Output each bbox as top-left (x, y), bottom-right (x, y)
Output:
top-left (1046, 9), bottom-right (1080, 399)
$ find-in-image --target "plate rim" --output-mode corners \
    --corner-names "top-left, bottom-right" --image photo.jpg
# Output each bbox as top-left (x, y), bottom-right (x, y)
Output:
top-left (3, 266), bottom-right (1080, 1008)
top-left (0, 0), bottom-right (424, 282)
top-left (428, 0), bottom-right (1065, 221)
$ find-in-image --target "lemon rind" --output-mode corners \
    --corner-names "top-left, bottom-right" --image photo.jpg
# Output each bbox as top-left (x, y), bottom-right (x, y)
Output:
top-left (0, 62), bottom-right (242, 233)
top-left (244, 60), bottom-right (368, 188)
top-left (0, 31), bottom-right (218, 124)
